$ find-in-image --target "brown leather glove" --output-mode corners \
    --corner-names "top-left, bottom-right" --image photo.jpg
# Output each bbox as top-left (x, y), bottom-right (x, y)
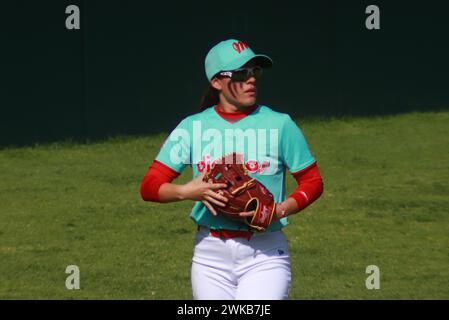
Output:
top-left (203, 152), bottom-right (276, 232)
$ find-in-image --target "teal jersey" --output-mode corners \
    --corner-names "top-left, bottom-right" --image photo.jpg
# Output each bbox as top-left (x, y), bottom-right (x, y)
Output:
top-left (155, 105), bottom-right (316, 232)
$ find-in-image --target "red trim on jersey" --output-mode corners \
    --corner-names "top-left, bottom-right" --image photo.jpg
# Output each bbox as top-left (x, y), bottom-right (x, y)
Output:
top-left (214, 104), bottom-right (258, 123)
top-left (288, 163), bottom-right (323, 212)
top-left (140, 160), bottom-right (180, 202)
top-left (291, 162), bottom-right (317, 177)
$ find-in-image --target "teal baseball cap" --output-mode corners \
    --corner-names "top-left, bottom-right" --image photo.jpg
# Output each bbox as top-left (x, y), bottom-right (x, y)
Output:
top-left (204, 39), bottom-right (273, 81)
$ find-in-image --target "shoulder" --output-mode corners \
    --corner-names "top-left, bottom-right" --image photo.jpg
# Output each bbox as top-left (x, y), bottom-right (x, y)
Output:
top-left (256, 105), bottom-right (296, 126)
top-left (178, 106), bottom-right (216, 125)
top-left (172, 106), bottom-right (215, 129)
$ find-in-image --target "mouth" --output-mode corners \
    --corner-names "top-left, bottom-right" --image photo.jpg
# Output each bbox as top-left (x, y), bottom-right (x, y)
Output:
top-left (244, 88), bottom-right (257, 94)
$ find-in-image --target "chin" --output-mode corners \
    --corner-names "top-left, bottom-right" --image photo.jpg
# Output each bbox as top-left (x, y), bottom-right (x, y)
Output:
top-left (240, 98), bottom-right (257, 107)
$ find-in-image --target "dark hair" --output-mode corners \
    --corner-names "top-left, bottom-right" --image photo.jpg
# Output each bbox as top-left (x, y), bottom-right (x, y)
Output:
top-left (199, 83), bottom-right (220, 111)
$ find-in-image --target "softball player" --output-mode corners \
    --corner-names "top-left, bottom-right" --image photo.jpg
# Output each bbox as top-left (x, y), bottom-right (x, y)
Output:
top-left (141, 39), bottom-right (324, 300)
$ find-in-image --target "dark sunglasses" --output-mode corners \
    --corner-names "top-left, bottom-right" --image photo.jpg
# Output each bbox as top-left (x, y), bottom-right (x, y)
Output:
top-left (218, 66), bottom-right (263, 82)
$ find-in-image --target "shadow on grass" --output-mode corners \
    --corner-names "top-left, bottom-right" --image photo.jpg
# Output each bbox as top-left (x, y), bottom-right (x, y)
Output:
top-left (1, 106), bottom-right (448, 150)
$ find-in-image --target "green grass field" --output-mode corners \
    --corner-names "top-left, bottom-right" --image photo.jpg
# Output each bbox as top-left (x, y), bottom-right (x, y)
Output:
top-left (1, 111), bottom-right (448, 299)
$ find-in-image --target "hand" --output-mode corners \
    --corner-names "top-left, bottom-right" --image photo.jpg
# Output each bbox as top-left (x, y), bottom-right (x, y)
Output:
top-left (180, 171), bottom-right (229, 216)
top-left (238, 210), bottom-right (256, 219)
top-left (239, 202), bottom-right (287, 222)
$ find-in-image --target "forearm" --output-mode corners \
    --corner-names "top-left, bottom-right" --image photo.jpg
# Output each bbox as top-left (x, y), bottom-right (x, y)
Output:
top-left (140, 160), bottom-right (181, 202)
top-left (277, 197), bottom-right (300, 217)
top-left (141, 162), bottom-right (228, 208)
top-left (289, 176), bottom-right (323, 212)
top-left (279, 163), bottom-right (324, 217)
top-left (157, 182), bottom-right (188, 203)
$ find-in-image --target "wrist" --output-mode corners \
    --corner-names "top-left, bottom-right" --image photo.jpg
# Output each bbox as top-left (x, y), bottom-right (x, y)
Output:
top-left (176, 184), bottom-right (188, 201)
top-left (275, 202), bottom-right (288, 220)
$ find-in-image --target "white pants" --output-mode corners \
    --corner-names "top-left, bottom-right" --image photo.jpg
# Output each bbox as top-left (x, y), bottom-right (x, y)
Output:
top-left (191, 227), bottom-right (292, 300)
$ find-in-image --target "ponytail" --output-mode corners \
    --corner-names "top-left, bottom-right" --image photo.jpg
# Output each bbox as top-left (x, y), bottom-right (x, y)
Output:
top-left (199, 84), bottom-right (220, 111)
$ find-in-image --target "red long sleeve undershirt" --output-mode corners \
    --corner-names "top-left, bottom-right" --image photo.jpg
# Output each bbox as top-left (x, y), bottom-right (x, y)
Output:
top-left (140, 160), bottom-right (323, 213)
top-left (140, 160), bottom-right (180, 202)
top-left (288, 162), bottom-right (324, 211)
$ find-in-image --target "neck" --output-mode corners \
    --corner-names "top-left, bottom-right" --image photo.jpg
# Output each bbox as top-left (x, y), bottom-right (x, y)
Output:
top-left (214, 104), bottom-right (257, 123)
top-left (217, 97), bottom-right (250, 113)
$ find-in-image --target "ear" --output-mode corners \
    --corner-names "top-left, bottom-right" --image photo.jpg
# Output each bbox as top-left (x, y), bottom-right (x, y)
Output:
top-left (210, 77), bottom-right (223, 91)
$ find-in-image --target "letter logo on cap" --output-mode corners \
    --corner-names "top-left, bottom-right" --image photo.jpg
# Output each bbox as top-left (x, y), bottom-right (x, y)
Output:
top-left (232, 41), bottom-right (249, 54)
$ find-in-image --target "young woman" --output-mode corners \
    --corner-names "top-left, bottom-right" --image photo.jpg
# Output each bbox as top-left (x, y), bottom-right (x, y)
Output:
top-left (140, 39), bottom-right (324, 300)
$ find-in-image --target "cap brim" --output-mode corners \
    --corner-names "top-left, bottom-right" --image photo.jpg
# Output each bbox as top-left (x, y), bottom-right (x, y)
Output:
top-left (247, 55), bottom-right (273, 69)
top-left (223, 54), bottom-right (273, 72)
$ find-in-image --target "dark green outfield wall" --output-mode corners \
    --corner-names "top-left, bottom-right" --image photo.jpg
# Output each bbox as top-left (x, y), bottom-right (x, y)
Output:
top-left (1, 0), bottom-right (448, 146)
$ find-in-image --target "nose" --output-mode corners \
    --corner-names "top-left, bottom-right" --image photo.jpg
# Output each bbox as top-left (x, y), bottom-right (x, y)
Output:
top-left (246, 76), bottom-right (257, 84)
